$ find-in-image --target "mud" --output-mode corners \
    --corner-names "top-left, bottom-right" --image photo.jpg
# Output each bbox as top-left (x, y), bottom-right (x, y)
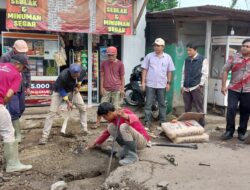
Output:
top-left (0, 117), bottom-right (119, 190)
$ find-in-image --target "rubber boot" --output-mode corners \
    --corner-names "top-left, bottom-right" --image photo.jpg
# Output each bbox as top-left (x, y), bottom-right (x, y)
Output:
top-left (119, 141), bottom-right (138, 166)
top-left (12, 119), bottom-right (22, 143)
top-left (115, 136), bottom-right (127, 159)
top-left (4, 141), bottom-right (32, 173)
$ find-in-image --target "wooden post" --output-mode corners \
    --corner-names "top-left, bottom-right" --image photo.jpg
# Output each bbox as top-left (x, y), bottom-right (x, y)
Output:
top-left (134, 0), bottom-right (148, 32)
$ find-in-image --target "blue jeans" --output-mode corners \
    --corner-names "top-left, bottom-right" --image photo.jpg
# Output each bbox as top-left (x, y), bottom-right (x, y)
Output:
top-left (226, 90), bottom-right (250, 135)
top-left (144, 87), bottom-right (166, 124)
top-left (6, 91), bottom-right (26, 121)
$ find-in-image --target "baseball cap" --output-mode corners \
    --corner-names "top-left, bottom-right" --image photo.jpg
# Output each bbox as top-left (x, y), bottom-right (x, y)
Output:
top-left (107, 46), bottom-right (117, 55)
top-left (153, 38), bottom-right (165, 46)
top-left (69, 63), bottom-right (82, 73)
top-left (11, 54), bottom-right (30, 69)
top-left (13, 40), bottom-right (28, 53)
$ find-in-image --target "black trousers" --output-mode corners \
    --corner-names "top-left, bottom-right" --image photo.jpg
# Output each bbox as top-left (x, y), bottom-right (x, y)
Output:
top-left (183, 87), bottom-right (205, 126)
top-left (226, 90), bottom-right (250, 135)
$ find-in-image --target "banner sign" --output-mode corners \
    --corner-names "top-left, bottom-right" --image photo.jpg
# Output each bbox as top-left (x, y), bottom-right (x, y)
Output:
top-left (6, 0), bottom-right (133, 35)
top-left (30, 81), bottom-right (54, 96)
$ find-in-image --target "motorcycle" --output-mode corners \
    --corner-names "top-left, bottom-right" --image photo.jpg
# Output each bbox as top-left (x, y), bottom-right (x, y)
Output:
top-left (124, 58), bottom-right (159, 119)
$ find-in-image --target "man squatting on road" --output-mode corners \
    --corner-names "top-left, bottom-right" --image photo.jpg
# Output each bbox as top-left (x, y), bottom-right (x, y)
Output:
top-left (86, 102), bottom-right (150, 166)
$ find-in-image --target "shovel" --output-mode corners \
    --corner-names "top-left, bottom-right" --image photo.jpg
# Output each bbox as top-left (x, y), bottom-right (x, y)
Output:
top-left (61, 93), bottom-right (75, 134)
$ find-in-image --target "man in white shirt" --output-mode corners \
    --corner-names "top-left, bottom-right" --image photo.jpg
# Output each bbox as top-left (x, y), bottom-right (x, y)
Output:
top-left (181, 43), bottom-right (208, 126)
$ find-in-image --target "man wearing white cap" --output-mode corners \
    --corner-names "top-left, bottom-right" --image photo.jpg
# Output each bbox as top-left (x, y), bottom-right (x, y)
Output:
top-left (0, 40), bottom-right (31, 143)
top-left (141, 38), bottom-right (175, 130)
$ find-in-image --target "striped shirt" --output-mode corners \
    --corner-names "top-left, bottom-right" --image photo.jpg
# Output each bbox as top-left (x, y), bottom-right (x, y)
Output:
top-left (222, 53), bottom-right (250, 93)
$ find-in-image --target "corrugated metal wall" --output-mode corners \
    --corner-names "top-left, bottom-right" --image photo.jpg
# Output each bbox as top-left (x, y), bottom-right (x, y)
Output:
top-left (145, 20), bottom-right (177, 46)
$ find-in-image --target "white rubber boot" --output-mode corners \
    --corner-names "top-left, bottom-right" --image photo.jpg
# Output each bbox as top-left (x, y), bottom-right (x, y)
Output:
top-left (4, 141), bottom-right (32, 173)
top-left (12, 119), bottom-right (22, 143)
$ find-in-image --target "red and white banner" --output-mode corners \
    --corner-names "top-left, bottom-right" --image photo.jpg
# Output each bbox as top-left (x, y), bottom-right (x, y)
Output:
top-left (30, 81), bottom-right (54, 96)
top-left (6, 0), bottom-right (133, 35)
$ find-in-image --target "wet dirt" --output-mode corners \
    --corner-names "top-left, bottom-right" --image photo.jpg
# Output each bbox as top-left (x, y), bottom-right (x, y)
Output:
top-left (0, 120), bottom-right (119, 190)
top-left (1, 106), bottom-right (250, 190)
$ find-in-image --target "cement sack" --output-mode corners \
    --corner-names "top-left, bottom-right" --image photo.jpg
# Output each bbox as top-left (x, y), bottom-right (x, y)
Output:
top-left (161, 120), bottom-right (204, 139)
top-left (173, 133), bottom-right (209, 144)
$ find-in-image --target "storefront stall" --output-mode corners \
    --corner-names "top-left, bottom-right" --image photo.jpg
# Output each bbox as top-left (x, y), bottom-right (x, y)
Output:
top-left (2, 0), bottom-right (140, 106)
top-left (2, 32), bottom-right (59, 106)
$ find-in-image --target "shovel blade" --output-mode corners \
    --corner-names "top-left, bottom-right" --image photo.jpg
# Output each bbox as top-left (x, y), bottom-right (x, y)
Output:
top-left (61, 116), bottom-right (70, 134)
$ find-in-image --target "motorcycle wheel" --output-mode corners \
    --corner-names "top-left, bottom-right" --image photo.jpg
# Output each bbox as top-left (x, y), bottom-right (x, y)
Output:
top-left (124, 89), bottom-right (139, 106)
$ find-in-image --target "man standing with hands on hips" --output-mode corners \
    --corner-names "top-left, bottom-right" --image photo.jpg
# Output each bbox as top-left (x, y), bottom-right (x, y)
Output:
top-left (141, 38), bottom-right (175, 130)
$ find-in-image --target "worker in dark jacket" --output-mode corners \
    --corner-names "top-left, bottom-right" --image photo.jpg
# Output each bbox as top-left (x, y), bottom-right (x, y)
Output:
top-left (38, 63), bottom-right (88, 145)
top-left (0, 40), bottom-right (31, 143)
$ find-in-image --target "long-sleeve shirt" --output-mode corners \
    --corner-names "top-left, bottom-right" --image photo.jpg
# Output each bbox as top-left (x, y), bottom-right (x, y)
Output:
top-left (222, 53), bottom-right (250, 93)
top-left (0, 50), bottom-right (31, 90)
top-left (94, 108), bottom-right (150, 145)
top-left (0, 63), bottom-right (22, 104)
top-left (181, 53), bottom-right (208, 92)
top-left (53, 68), bottom-right (85, 98)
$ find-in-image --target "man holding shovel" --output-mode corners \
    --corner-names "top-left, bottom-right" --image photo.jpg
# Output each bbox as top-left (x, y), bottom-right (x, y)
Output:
top-left (86, 102), bottom-right (150, 166)
top-left (38, 63), bottom-right (88, 145)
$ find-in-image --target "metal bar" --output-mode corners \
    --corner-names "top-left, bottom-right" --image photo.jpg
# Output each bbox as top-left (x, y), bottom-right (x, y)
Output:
top-left (204, 20), bottom-right (212, 114)
top-left (87, 33), bottom-right (93, 105)
top-left (152, 143), bottom-right (198, 149)
top-left (106, 116), bottom-right (121, 177)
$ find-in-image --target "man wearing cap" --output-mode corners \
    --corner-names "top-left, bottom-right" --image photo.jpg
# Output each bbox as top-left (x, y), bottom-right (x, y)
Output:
top-left (93, 46), bottom-right (125, 129)
top-left (38, 63), bottom-right (88, 145)
top-left (0, 54), bottom-right (32, 172)
top-left (0, 40), bottom-right (31, 143)
top-left (180, 43), bottom-right (208, 127)
top-left (141, 38), bottom-right (175, 129)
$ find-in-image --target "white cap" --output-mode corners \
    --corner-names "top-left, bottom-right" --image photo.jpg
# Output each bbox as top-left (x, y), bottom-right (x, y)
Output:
top-left (13, 40), bottom-right (28, 53)
top-left (153, 38), bottom-right (165, 46)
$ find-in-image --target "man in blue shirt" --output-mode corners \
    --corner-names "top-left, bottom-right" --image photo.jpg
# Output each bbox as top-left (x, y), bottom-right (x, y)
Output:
top-left (38, 63), bottom-right (88, 145)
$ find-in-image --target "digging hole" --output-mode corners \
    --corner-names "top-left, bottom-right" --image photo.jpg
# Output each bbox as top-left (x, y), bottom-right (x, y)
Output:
top-left (61, 171), bottom-right (103, 182)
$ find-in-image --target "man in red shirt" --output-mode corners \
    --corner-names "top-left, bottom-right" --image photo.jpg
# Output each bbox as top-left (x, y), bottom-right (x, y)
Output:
top-left (0, 40), bottom-right (31, 143)
top-left (86, 102), bottom-right (150, 166)
top-left (93, 46), bottom-right (125, 129)
top-left (0, 54), bottom-right (32, 172)
top-left (221, 38), bottom-right (250, 141)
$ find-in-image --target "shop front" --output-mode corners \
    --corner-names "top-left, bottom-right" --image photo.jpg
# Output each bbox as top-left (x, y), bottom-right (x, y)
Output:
top-left (1, 0), bottom-right (147, 106)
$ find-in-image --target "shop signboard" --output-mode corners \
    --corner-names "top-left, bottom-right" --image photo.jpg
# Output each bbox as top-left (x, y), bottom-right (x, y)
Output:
top-left (6, 0), bottom-right (133, 35)
top-left (25, 80), bottom-right (54, 106)
top-left (30, 81), bottom-right (54, 96)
